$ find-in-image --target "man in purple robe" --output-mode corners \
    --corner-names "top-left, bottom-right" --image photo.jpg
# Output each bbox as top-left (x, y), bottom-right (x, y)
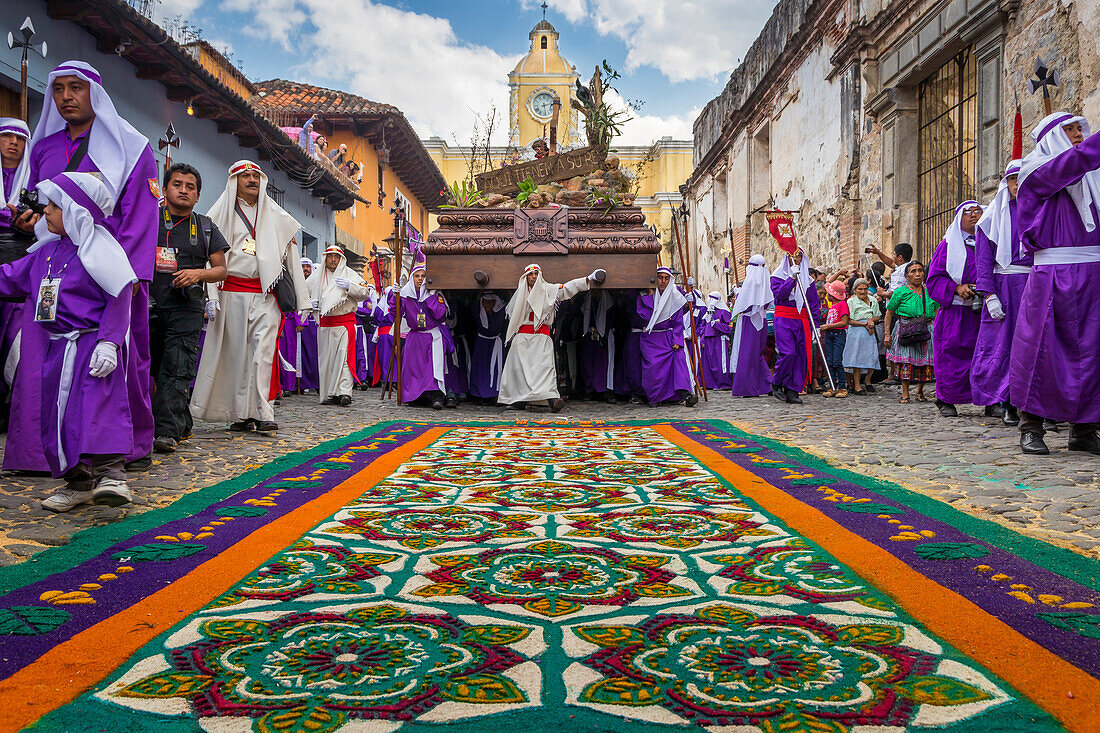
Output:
top-left (0, 118), bottom-right (31, 429)
top-left (577, 288), bottom-right (616, 401)
top-left (731, 255), bottom-right (775, 397)
top-left (354, 289), bottom-right (375, 387)
top-left (972, 161), bottom-right (1028, 426)
top-left (278, 314), bottom-right (298, 394)
top-left (770, 249), bottom-right (821, 404)
top-left (1010, 112), bottom-right (1100, 455)
top-left (468, 293), bottom-right (505, 402)
top-left (699, 291), bottom-right (733, 390)
top-left (395, 264), bottom-right (452, 409)
top-left (7, 61), bottom-right (158, 473)
top-left (637, 267), bottom-right (697, 406)
top-left (0, 173), bottom-right (137, 511)
top-left (292, 259), bottom-right (320, 393)
top-left (926, 201), bottom-right (983, 418)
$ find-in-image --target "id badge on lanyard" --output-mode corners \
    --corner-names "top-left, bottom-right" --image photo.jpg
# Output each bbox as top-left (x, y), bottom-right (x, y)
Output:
top-left (155, 247), bottom-right (178, 273)
top-left (35, 277), bottom-right (61, 323)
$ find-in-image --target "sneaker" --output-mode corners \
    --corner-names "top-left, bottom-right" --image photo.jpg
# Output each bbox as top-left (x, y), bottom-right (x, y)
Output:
top-left (92, 478), bottom-right (132, 507)
top-left (125, 455), bottom-right (152, 472)
top-left (255, 421), bottom-right (278, 437)
top-left (41, 488), bottom-right (93, 513)
top-left (339, 395), bottom-right (352, 407)
top-left (153, 436), bottom-right (177, 453)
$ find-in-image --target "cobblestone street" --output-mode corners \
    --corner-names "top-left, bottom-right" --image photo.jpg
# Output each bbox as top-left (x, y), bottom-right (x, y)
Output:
top-left (0, 384), bottom-right (1096, 567)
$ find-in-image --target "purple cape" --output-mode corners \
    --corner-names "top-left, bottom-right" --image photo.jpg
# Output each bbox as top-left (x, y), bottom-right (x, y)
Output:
top-left (770, 275), bottom-right (822, 392)
top-left (396, 290), bottom-right (450, 403)
top-left (636, 291), bottom-right (692, 403)
top-left (730, 316), bottom-right (772, 396)
top-left (926, 237), bottom-right (980, 405)
top-left (699, 310), bottom-right (733, 390)
top-left (278, 316), bottom-right (298, 392)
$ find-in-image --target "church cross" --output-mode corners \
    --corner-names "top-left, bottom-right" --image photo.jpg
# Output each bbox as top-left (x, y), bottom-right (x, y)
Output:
top-left (1029, 56), bottom-right (1059, 115)
top-left (541, 1), bottom-right (548, 19)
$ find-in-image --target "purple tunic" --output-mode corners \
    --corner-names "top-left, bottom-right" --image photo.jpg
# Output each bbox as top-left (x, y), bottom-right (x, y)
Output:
top-left (730, 316), bottom-right (772, 397)
top-left (770, 276), bottom-right (822, 392)
top-left (0, 238), bottom-right (132, 476)
top-left (699, 310), bottom-right (733, 390)
top-left (926, 237), bottom-right (980, 405)
top-left (371, 302), bottom-right (396, 386)
top-left (396, 290), bottom-right (450, 404)
top-left (5, 126), bottom-right (157, 470)
top-left (614, 300), bottom-right (644, 397)
top-left (637, 291), bottom-right (693, 404)
top-left (296, 314), bottom-right (320, 391)
top-left (469, 303), bottom-right (505, 399)
top-left (0, 166), bottom-right (16, 229)
top-left (278, 316), bottom-right (298, 392)
top-left (354, 303), bottom-right (373, 384)
top-left (971, 201), bottom-right (1030, 406)
top-left (1010, 132), bottom-right (1100, 423)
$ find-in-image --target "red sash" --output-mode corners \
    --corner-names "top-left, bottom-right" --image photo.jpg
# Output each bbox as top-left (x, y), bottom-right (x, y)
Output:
top-left (221, 276), bottom-right (263, 293)
top-left (320, 312), bottom-right (360, 385)
top-left (773, 305), bottom-right (813, 390)
top-left (518, 324), bottom-right (550, 336)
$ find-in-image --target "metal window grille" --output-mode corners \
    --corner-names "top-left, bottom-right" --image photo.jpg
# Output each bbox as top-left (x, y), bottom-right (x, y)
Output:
top-left (266, 182), bottom-right (285, 207)
top-left (917, 48), bottom-right (977, 264)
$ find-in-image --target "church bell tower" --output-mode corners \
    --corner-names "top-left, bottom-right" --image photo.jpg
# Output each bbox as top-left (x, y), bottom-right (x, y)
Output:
top-left (508, 16), bottom-right (581, 150)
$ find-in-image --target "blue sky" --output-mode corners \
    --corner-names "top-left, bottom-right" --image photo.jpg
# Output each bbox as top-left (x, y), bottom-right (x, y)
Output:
top-left (170, 0), bottom-right (778, 145)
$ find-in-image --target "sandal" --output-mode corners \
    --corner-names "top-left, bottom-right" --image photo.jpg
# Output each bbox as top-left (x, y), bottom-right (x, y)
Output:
top-left (899, 396), bottom-right (911, 403)
top-left (915, 394), bottom-right (929, 402)
top-left (853, 389), bottom-right (867, 396)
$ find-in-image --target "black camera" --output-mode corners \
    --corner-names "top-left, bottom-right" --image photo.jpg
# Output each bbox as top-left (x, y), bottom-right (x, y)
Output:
top-left (176, 283), bottom-right (206, 302)
top-left (16, 188), bottom-right (45, 218)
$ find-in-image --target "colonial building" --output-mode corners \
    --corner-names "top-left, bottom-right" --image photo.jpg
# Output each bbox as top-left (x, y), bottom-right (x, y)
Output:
top-left (683, 0), bottom-right (1100, 292)
top-left (424, 17), bottom-right (693, 260)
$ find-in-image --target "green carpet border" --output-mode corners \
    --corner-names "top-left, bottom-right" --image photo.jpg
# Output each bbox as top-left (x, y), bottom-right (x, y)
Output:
top-left (0, 420), bottom-right (405, 597)
top-left (704, 418), bottom-right (1100, 592)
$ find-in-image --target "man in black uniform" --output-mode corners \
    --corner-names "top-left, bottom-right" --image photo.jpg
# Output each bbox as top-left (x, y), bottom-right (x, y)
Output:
top-left (151, 164), bottom-right (229, 453)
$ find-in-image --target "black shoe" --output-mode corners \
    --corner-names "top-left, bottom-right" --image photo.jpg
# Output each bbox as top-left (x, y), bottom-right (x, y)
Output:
top-left (549, 398), bottom-right (565, 413)
top-left (784, 388), bottom-right (803, 405)
top-left (1021, 432), bottom-right (1050, 455)
top-left (936, 401), bottom-right (958, 418)
top-left (684, 393), bottom-right (699, 407)
top-left (125, 455), bottom-right (152, 472)
top-left (255, 421), bottom-right (278, 436)
top-left (321, 395), bottom-right (340, 405)
top-left (1068, 433), bottom-right (1100, 455)
top-left (772, 384), bottom-right (786, 403)
top-left (1002, 405), bottom-right (1020, 427)
top-left (230, 418), bottom-right (256, 432)
top-left (629, 395), bottom-right (643, 405)
top-left (1043, 420), bottom-right (1061, 433)
top-left (865, 384), bottom-right (876, 393)
top-left (339, 395), bottom-right (352, 407)
top-left (431, 397), bottom-right (444, 410)
top-left (445, 396), bottom-right (458, 408)
top-left (984, 404), bottom-right (1004, 418)
top-left (153, 436), bottom-right (177, 454)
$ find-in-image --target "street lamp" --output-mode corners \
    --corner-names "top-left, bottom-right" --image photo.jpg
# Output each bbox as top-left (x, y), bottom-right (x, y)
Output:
top-left (6, 17), bottom-right (47, 122)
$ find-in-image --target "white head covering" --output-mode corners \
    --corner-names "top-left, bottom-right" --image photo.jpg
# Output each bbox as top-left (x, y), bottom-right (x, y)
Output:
top-left (307, 244), bottom-right (364, 316)
top-left (505, 264), bottom-right (561, 342)
top-left (29, 172), bottom-right (136, 297)
top-left (977, 160), bottom-right (1023, 269)
top-left (645, 267), bottom-right (688, 333)
top-left (0, 117), bottom-right (30, 209)
top-left (731, 255), bottom-right (775, 330)
top-left (399, 262), bottom-right (432, 301)
top-left (478, 292), bottom-right (505, 330)
top-left (771, 250), bottom-right (812, 312)
top-left (207, 161), bottom-right (302, 292)
top-left (944, 200), bottom-right (982, 283)
top-left (1019, 112), bottom-right (1100, 233)
top-left (31, 61), bottom-right (150, 200)
top-left (705, 290), bottom-right (730, 321)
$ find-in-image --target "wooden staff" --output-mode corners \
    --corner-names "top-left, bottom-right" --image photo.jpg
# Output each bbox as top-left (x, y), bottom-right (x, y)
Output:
top-left (671, 215), bottom-right (707, 400)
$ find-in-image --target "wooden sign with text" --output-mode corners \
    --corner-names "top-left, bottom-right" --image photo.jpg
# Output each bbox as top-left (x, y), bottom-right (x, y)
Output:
top-left (475, 145), bottom-right (607, 195)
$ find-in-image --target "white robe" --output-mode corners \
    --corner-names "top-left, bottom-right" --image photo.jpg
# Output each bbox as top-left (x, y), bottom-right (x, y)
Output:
top-left (499, 276), bottom-right (589, 404)
top-left (310, 263), bottom-right (368, 400)
top-left (191, 200), bottom-right (309, 423)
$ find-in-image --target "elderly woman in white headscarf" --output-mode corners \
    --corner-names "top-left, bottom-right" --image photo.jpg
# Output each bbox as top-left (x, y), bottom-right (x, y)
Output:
top-left (699, 291), bottom-right (733, 390)
top-left (499, 264), bottom-right (602, 411)
top-left (731, 254), bottom-right (775, 397)
top-left (925, 200), bottom-right (984, 418)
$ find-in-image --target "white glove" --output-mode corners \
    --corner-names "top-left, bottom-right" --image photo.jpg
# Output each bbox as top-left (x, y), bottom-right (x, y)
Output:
top-left (298, 309), bottom-right (312, 323)
top-left (89, 341), bottom-right (119, 378)
top-left (587, 268), bottom-right (606, 283)
top-left (205, 299), bottom-right (219, 321)
top-left (686, 277), bottom-right (695, 286)
top-left (311, 298), bottom-right (320, 311)
top-left (984, 293), bottom-right (1005, 320)
top-left (334, 277), bottom-right (350, 289)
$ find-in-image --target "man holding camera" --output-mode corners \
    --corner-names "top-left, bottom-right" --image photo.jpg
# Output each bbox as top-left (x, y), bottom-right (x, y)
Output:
top-left (151, 164), bottom-right (228, 453)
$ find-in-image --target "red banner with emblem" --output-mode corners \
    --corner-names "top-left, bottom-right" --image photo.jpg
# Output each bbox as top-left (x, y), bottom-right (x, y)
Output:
top-left (765, 211), bottom-right (799, 256)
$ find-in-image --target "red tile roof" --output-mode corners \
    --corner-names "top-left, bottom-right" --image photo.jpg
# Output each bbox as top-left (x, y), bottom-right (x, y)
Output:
top-left (253, 79), bottom-right (398, 117)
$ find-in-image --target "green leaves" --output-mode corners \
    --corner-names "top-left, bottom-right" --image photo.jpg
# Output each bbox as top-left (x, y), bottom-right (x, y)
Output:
top-left (1038, 612), bottom-right (1100, 640)
top-left (112, 543), bottom-right (206, 562)
top-left (515, 177), bottom-right (538, 205)
top-left (439, 179), bottom-right (486, 209)
top-left (912, 542), bottom-right (990, 561)
top-left (0, 605), bottom-right (70, 636)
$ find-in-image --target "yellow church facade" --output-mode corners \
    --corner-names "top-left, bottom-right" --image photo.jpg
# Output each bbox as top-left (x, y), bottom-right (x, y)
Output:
top-left (422, 19), bottom-right (692, 263)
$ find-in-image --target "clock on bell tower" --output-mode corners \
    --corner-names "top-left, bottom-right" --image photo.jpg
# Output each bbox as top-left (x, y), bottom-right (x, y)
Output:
top-left (508, 18), bottom-right (580, 149)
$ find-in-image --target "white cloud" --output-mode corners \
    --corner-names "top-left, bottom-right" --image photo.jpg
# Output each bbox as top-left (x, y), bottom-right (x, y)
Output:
top-left (524, 0), bottom-right (777, 83)
top-left (604, 89), bottom-right (697, 145)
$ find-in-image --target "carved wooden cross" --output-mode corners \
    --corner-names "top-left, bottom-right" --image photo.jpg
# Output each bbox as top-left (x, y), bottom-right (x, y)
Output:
top-left (1029, 57), bottom-right (1059, 116)
top-left (158, 123), bottom-right (181, 173)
